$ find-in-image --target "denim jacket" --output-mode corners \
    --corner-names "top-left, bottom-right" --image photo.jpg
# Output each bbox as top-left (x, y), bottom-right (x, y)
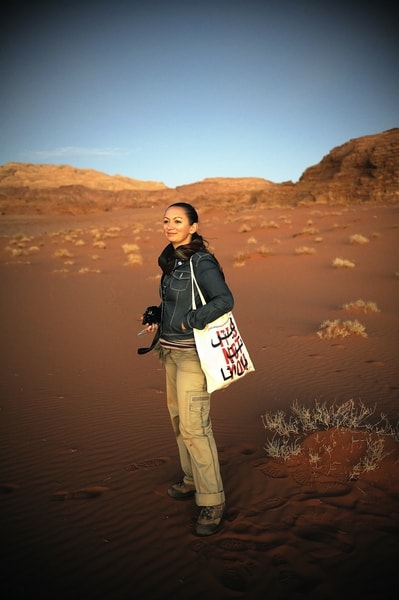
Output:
top-left (159, 251), bottom-right (234, 343)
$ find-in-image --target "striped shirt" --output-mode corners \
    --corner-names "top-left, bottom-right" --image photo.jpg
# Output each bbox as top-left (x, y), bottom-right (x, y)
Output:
top-left (159, 336), bottom-right (196, 351)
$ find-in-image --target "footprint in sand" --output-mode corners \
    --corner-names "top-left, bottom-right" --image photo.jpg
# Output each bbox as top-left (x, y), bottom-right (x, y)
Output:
top-left (125, 457), bottom-right (169, 472)
top-left (294, 523), bottom-right (354, 557)
top-left (254, 461), bottom-right (288, 479)
top-left (221, 562), bottom-right (255, 592)
top-left (0, 483), bottom-right (20, 493)
top-left (51, 485), bottom-right (110, 501)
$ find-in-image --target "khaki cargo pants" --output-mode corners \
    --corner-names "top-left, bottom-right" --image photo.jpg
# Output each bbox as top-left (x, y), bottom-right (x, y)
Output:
top-left (163, 347), bottom-right (225, 507)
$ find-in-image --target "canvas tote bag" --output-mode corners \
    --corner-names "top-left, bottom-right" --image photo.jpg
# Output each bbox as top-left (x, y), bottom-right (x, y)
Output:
top-left (190, 257), bottom-right (255, 393)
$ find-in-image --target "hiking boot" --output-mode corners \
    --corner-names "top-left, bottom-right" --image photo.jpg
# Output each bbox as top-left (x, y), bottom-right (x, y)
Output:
top-left (167, 481), bottom-right (196, 500)
top-left (196, 503), bottom-right (225, 536)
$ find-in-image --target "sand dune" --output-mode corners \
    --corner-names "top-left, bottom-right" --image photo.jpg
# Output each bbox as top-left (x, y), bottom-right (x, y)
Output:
top-left (0, 203), bottom-right (398, 599)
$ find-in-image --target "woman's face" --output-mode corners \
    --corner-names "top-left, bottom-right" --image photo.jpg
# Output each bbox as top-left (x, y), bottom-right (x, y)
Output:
top-left (163, 206), bottom-right (198, 248)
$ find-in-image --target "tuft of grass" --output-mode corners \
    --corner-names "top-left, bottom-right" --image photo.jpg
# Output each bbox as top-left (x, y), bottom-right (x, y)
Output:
top-left (93, 241), bottom-right (107, 249)
top-left (260, 220), bottom-right (280, 229)
top-left (122, 243), bottom-right (140, 254)
top-left (295, 246), bottom-right (316, 255)
top-left (124, 252), bottom-right (143, 266)
top-left (261, 399), bottom-right (399, 479)
top-left (349, 233), bottom-right (369, 244)
top-left (233, 250), bottom-right (251, 266)
top-left (293, 226), bottom-right (320, 237)
top-left (317, 319), bottom-right (367, 339)
top-left (332, 257), bottom-right (355, 268)
top-left (78, 267), bottom-right (101, 274)
top-left (340, 299), bottom-right (380, 313)
top-left (54, 249), bottom-right (74, 259)
top-left (257, 245), bottom-right (274, 257)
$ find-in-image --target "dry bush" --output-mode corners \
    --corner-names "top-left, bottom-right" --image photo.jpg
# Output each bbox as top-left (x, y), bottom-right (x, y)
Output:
top-left (293, 226), bottom-right (320, 237)
top-left (261, 399), bottom-right (399, 478)
top-left (122, 243), bottom-right (143, 266)
top-left (63, 234), bottom-right (78, 243)
top-left (317, 319), bottom-right (367, 339)
top-left (257, 245), bottom-right (274, 257)
top-left (93, 240), bottom-right (107, 249)
top-left (238, 223), bottom-right (252, 233)
top-left (122, 243), bottom-right (140, 255)
top-left (340, 299), bottom-right (380, 313)
top-left (295, 246), bottom-right (316, 255)
top-left (124, 253), bottom-right (143, 266)
top-left (260, 220), bottom-right (279, 229)
top-left (247, 236), bottom-right (257, 245)
top-left (90, 228), bottom-right (103, 240)
top-left (7, 247), bottom-right (27, 257)
top-left (54, 249), bottom-right (74, 259)
top-left (78, 267), bottom-right (101, 274)
top-left (332, 257), bottom-right (355, 268)
top-left (104, 226), bottom-right (122, 238)
top-left (233, 249), bottom-right (251, 267)
top-left (349, 233), bottom-right (369, 244)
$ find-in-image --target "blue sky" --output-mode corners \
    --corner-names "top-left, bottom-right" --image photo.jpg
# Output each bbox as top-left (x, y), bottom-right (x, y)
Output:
top-left (1, 0), bottom-right (398, 188)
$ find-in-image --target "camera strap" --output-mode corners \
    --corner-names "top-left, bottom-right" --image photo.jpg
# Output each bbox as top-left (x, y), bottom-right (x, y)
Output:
top-left (137, 328), bottom-right (161, 355)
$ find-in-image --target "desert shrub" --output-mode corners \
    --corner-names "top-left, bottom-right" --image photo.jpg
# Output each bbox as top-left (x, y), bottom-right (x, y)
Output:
top-left (238, 223), bottom-right (252, 233)
top-left (332, 257), bottom-right (355, 268)
top-left (78, 267), bottom-right (101, 274)
top-left (350, 233), bottom-right (369, 244)
top-left (340, 299), bottom-right (380, 313)
top-left (9, 248), bottom-right (28, 257)
top-left (295, 246), bottom-right (316, 255)
top-left (233, 250), bottom-right (251, 267)
top-left (257, 245), bottom-right (274, 257)
top-left (317, 319), bottom-right (367, 339)
top-left (104, 226), bottom-right (122, 238)
top-left (54, 249), bottom-right (74, 259)
top-left (93, 241), bottom-right (107, 249)
top-left (122, 243), bottom-right (140, 254)
top-left (261, 399), bottom-right (399, 478)
top-left (124, 252), bottom-right (143, 266)
top-left (260, 220), bottom-right (279, 229)
top-left (293, 226), bottom-right (320, 237)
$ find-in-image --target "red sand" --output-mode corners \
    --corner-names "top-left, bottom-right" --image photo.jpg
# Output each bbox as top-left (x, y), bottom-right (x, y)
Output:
top-left (0, 204), bottom-right (398, 599)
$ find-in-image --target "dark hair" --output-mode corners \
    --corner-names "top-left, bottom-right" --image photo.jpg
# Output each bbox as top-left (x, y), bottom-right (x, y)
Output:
top-left (167, 202), bottom-right (199, 225)
top-left (166, 202), bottom-right (205, 248)
top-left (167, 202), bottom-right (224, 276)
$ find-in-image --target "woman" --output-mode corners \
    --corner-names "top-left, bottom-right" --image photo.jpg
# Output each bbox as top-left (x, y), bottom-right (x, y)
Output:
top-left (141, 202), bottom-right (234, 536)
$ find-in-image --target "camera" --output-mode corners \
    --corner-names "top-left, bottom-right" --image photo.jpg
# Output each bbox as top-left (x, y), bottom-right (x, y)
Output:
top-left (142, 305), bottom-right (161, 326)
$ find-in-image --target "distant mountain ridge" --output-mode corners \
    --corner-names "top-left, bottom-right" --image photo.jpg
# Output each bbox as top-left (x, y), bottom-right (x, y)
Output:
top-left (0, 162), bottom-right (167, 191)
top-left (0, 128), bottom-right (398, 214)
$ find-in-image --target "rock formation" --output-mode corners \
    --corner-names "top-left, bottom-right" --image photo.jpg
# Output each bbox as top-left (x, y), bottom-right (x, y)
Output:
top-left (0, 128), bottom-right (398, 214)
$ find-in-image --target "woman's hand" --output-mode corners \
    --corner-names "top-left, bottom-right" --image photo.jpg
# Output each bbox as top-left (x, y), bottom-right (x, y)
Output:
top-left (138, 314), bottom-right (159, 335)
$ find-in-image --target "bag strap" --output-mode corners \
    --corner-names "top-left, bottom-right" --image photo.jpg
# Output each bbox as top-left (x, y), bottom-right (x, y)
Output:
top-left (190, 257), bottom-right (206, 309)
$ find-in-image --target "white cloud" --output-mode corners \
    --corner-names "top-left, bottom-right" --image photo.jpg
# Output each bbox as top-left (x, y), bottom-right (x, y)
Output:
top-left (24, 146), bottom-right (130, 159)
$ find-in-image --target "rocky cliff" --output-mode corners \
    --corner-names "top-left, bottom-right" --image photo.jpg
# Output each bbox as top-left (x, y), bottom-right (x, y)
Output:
top-left (294, 128), bottom-right (399, 205)
top-left (0, 128), bottom-right (398, 214)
